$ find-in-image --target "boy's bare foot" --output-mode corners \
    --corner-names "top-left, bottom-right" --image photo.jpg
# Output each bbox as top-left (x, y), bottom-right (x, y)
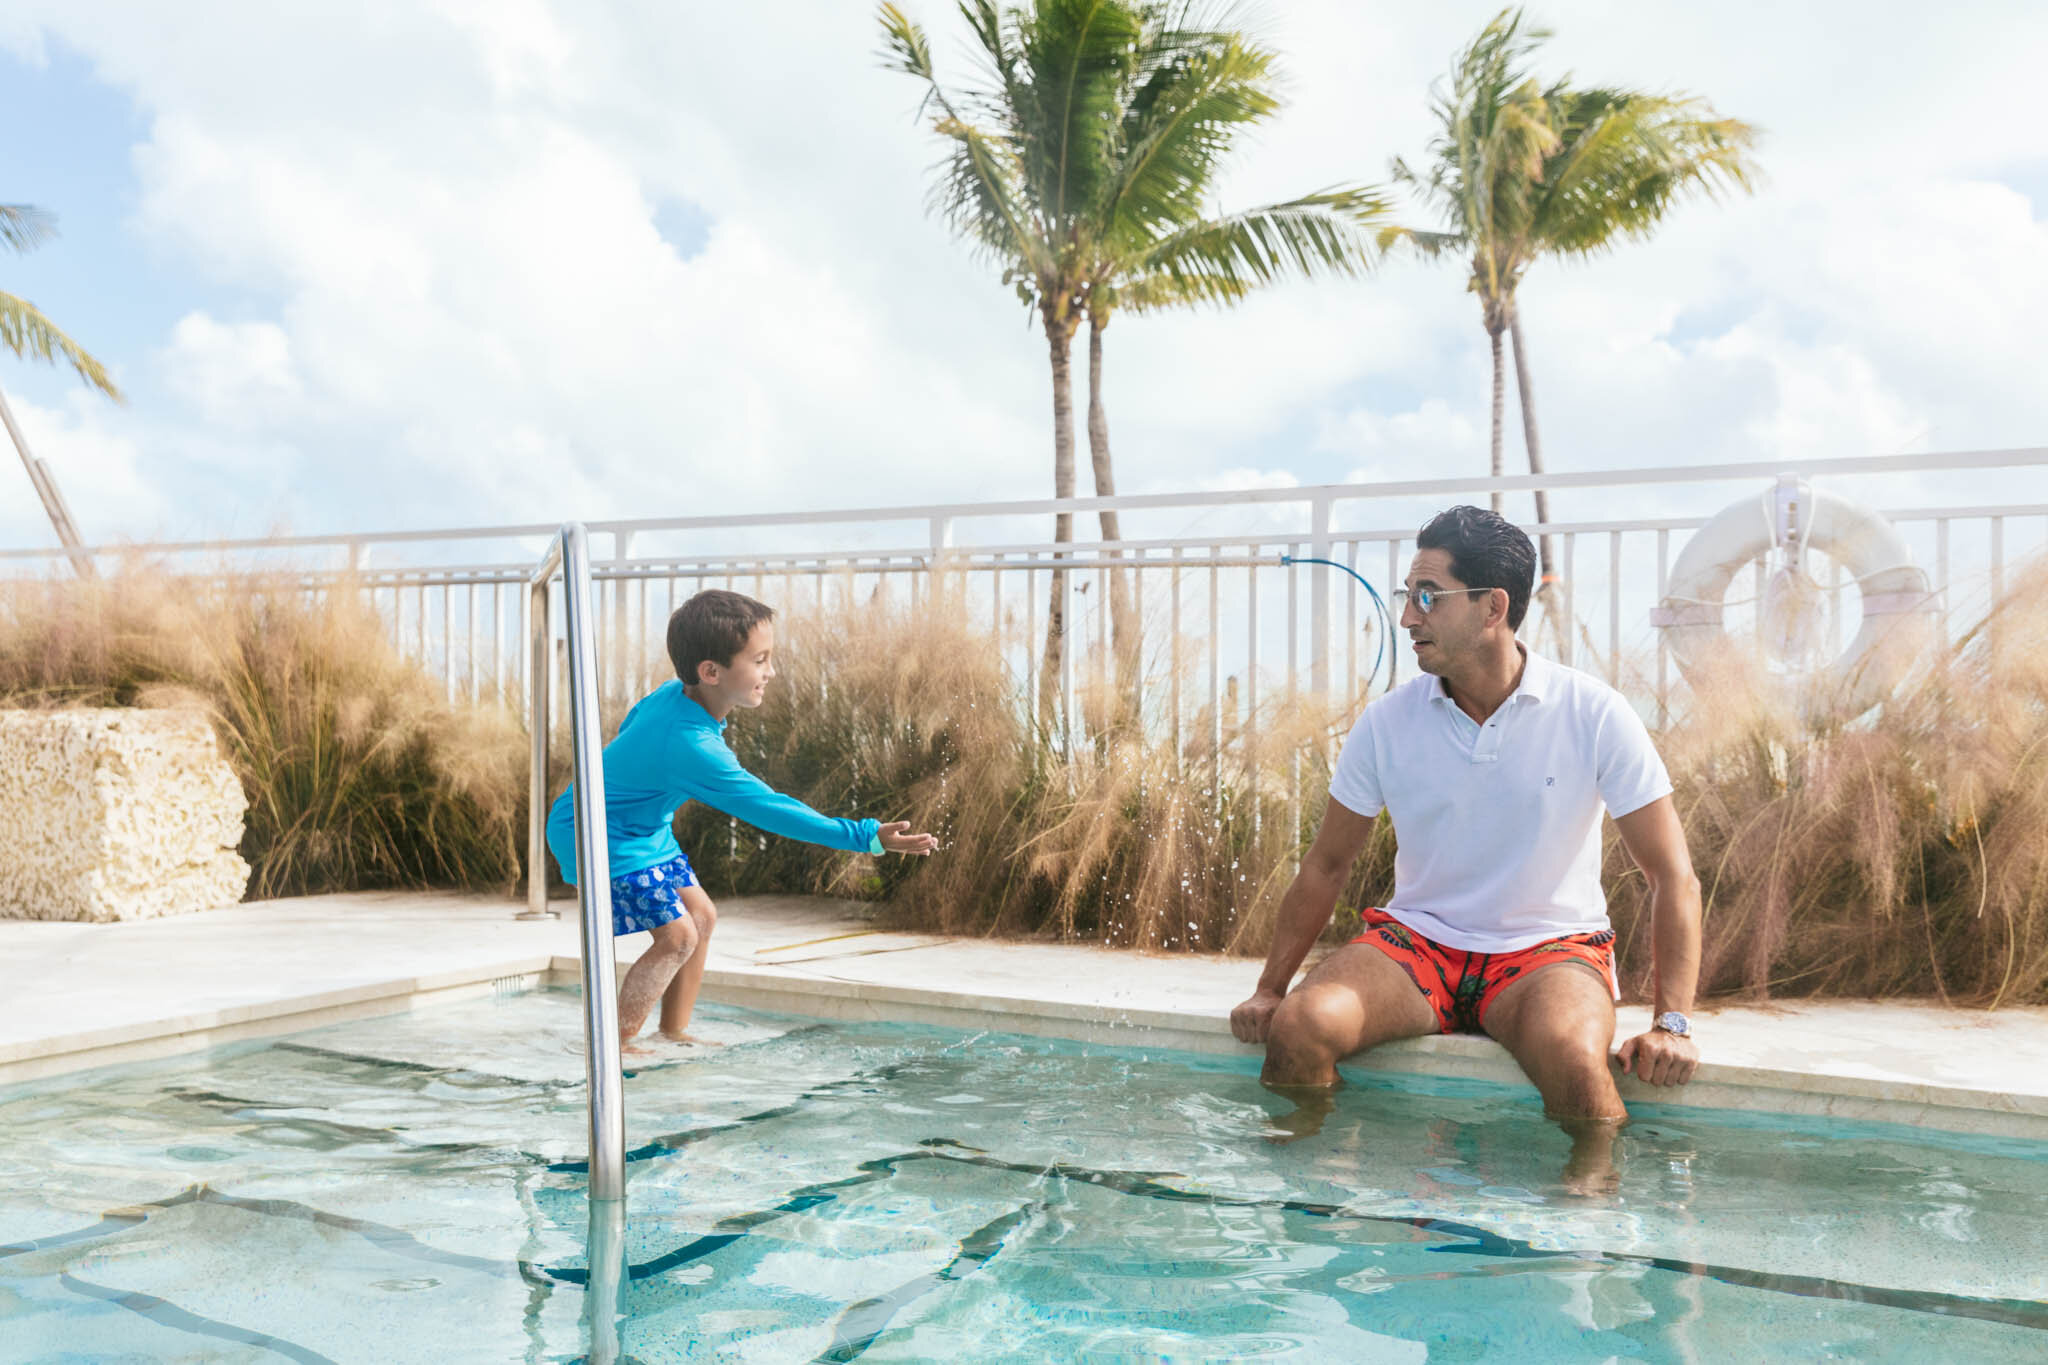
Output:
top-left (656, 1029), bottom-right (724, 1047)
top-left (621, 1039), bottom-right (656, 1058)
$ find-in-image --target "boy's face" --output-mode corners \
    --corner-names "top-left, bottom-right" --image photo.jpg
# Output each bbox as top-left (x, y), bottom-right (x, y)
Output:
top-left (697, 622), bottom-right (776, 709)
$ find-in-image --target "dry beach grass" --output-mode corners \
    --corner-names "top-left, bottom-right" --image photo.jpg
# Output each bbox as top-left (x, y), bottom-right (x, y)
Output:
top-left (0, 565), bottom-right (525, 898)
top-left (2, 563), bottom-right (2042, 1005)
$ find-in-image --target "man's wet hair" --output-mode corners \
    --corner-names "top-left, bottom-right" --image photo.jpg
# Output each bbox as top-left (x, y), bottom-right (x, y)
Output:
top-left (667, 589), bottom-right (775, 685)
top-left (1415, 505), bottom-right (1537, 631)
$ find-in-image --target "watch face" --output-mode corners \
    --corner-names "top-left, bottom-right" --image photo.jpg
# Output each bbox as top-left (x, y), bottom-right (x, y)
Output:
top-left (1656, 1012), bottom-right (1691, 1037)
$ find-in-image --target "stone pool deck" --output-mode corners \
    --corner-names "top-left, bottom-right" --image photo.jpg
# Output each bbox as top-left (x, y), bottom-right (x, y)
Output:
top-left (3, 890), bottom-right (2045, 1141)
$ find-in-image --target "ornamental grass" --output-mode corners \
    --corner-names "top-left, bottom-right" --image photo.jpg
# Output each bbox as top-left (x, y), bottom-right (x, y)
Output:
top-left (0, 564), bottom-right (525, 898)
top-left (4, 561), bottom-right (2043, 1006)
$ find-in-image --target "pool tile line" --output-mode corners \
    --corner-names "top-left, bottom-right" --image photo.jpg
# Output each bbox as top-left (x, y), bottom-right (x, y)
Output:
top-left (20, 1110), bottom-right (2040, 1351)
top-left (56, 1271), bottom-right (337, 1365)
top-left (153, 1039), bottom-right (909, 1182)
top-left (909, 1140), bottom-right (2048, 1332)
top-left (159, 1083), bottom-right (513, 1163)
top-left (0, 1208), bottom-right (150, 1260)
top-left (545, 1053), bottom-right (928, 1175)
top-left (572, 1136), bottom-right (2048, 1335)
top-left (813, 1202), bottom-right (1040, 1363)
top-left (4, 1185), bottom-right (514, 1281)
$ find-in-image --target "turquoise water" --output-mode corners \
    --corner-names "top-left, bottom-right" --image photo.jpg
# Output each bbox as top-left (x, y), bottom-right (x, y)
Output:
top-left (2, 989), bottom-right (2044, 1362)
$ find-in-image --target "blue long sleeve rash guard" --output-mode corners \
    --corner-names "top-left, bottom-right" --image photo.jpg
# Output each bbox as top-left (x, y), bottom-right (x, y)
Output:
top-left (545, 681), bottom-right (881, 884)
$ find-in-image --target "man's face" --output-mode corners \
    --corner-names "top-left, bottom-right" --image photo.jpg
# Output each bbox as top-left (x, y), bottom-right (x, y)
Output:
top-left (1401, 548), bottom-right (1494, 676)
top-left (699, 622), bottom-right (777, 708)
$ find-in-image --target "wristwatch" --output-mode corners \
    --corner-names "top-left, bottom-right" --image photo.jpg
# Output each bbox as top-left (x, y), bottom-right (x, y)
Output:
top-left (1653, 1010), bottom-right (1692, 1038)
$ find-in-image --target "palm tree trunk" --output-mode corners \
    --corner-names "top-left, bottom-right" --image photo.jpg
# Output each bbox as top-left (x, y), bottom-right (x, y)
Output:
top-left (1039, 305), bottom-right (1079, 728)
top-left (1487, 321), bottom-right (1506, 516)
top-left (1508, 310), bottom-right (1560, 643)
top-left (1086, 313), bottom-right (1139, 730)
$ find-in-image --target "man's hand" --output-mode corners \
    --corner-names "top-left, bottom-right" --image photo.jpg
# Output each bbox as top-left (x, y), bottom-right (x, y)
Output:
top-left (878, 821), bottom-right (938, 856)
top-left (1230, 989), bottom-right (1286, 1044)
top-left (1615, 1029), bottom-right (1699, 1087)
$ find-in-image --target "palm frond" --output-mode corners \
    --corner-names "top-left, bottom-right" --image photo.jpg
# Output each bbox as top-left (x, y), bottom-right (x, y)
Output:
top-left (932, 115), bottom-right (1055, 274)
top-left (1105, 31), bottom-right (1278, 243)
top-left (1532, 88), bottom-right (1762, 259)
top-left (1375, 224), bottom-right (1465, 258)
top-left (1130, 186), bottom-right (1389, 308)
top-left (0, 291), bottom-right (124, 401)
top-left (1397, 9), bottom-right (1559, 304)
top-left (876, 5), bottom-right (937, 86)
top-left (1013, 0), bottom-right (1144, 231)
top-left (1, 204), bottom-right (56, 254)
top-left (879, 5), bottom-right (1052, 278)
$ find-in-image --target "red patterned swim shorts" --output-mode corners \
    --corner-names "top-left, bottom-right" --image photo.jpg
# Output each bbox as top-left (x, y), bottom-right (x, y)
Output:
top-left (1349, 907), bottom-right (1617, 1035)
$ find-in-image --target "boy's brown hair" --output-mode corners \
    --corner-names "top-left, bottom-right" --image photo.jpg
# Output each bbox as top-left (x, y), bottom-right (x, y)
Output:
top-left (666, 589), bottom-right (775, 686)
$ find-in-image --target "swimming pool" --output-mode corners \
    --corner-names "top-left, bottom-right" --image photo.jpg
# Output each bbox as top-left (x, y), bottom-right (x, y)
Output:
top-left (2, 989), bottom-right (2043, 1362)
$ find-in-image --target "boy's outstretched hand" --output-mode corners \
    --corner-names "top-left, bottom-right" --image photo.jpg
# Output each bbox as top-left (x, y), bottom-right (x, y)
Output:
top-left (879, 821), bottom-right (938, 856)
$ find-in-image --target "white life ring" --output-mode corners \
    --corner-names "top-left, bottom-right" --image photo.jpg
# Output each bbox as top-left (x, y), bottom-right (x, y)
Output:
top-left (1653, 479), bottom-right (1939, 720)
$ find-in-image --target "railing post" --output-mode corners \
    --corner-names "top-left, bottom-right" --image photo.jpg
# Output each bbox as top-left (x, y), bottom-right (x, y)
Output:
top-left (522, 567), bottom-right (558, 923)
top-left (558, 524), bottom-right (626, 1204)
top-left (610, 531), bottom-right (633, 703)
top-left (584, 1198), bottom-right (627, 1363)
top-left (1057, 563), bottom-right (1075, 760)
top-left (929, 515), bottom-right (953, 606)
top-left (1308, 491), bottom-right (1333, 697)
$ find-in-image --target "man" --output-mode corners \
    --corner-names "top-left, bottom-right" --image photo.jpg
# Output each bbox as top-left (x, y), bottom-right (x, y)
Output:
top-left (1231, 506), bottom-right (1701, 1179)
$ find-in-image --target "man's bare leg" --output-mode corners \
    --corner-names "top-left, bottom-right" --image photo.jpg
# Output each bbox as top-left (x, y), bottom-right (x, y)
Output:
top-left (617, 916), bottom-right (697, 1051)
top-left (657, 886), bottom-right (719, 1043)
top-left (1261, 943), bottom-right (1438, 1139)
top-left (1480, 963), bottom-right (1626, 1193)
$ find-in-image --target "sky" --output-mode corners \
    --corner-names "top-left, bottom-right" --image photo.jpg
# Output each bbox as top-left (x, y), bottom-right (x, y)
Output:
top-left (3, 0), bottom-right (2047, 562)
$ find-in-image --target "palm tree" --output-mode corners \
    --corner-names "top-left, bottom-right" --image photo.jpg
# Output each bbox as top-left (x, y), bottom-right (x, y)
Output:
top-left (1509, 83), bottom-right (1759, 549)
top-left (1080, 22), bottom-right (1388, 716)
top-left (3, 204), bottom-right (121, 577)
top-left (880, 1), bottom-right (1385, 723)
top-left (1383, 9), bottom-right (1758, 635)
top-left (879, 0), bottom-right (1141, 722)
top-left (1382, 11), bottom-right (1553, 516)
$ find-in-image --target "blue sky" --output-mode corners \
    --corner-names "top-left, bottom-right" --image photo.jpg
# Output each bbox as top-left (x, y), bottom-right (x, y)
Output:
top-left (4, 1), bottom-right (2047, 560)
top-left (2, 41), bottom-right (173, 398)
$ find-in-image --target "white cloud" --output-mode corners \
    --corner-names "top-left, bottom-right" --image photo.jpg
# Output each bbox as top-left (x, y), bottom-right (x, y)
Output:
top-left (3, 0), bottom-right (2046, 562)
top-left (0, 392), bottom-right (163, 551)
top-left (156, 313), bottom-right (301, 429)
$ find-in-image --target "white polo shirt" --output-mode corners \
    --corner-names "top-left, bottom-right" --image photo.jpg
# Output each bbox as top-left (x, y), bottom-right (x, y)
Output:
top-left (1327, 648), bottom-right (1672, 952)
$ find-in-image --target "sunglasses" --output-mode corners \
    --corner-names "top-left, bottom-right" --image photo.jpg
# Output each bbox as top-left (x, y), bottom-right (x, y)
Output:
top-left (1390, 586), bottom-right (1492, 615)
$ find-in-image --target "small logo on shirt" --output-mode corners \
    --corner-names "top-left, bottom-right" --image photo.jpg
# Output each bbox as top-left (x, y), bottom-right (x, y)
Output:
top-left (1545, 777), bottom-right (1555, 787)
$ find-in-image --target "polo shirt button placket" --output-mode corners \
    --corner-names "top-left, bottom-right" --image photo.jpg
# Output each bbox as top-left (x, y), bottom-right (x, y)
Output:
top-left (1473, 714), bottom-right (1504, 763)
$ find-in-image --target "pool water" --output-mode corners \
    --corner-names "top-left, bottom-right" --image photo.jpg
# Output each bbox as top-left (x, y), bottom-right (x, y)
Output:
top-left (2, 989), bottom-right (2044, 1362)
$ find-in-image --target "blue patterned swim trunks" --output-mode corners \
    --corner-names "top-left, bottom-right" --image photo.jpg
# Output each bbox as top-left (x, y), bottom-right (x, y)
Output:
top-left (607, 855), bottom-right (698, 936)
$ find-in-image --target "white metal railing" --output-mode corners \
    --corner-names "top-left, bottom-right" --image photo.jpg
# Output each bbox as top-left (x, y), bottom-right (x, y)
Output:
top-left (7, 449), bottom-right (2046, 740)
top-left (526, 524), bottom-right (626, 1206)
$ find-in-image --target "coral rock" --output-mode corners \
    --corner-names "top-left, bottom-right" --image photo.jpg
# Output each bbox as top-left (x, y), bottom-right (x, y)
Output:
top-left (0, 709), bottom-right (250, 922)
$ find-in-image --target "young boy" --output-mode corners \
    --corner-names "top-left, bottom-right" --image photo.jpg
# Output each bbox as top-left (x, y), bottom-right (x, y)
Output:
top-left (545, 588), bottom-right (936, 1049)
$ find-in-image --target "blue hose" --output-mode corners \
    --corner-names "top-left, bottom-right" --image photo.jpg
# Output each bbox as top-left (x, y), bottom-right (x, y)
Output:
top-left (1279, 555), bottom-right (1394, 693)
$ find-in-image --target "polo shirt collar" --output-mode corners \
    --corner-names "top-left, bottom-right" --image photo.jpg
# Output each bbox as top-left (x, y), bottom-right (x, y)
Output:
top-left (1513, 646), bottom-right (1553, 703)
top-left (1428, 644), bottom-right (1549, 708)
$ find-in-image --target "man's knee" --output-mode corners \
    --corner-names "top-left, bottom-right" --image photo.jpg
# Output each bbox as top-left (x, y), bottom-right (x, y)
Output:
top-left (1514, 1010), bottom-right (1607, 1061)
top-left (1267, 990), bottom-right (1356, 1069)
top-left (692, 897), bottom-right (717, 934)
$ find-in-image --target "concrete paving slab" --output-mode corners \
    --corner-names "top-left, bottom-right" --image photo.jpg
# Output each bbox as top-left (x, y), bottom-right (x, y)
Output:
top-left (2, 890), bottom-right (2045, 1140)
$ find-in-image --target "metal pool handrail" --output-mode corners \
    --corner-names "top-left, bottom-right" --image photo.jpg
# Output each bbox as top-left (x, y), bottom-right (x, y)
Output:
top-left (525, 524), bottom-right (626, 1202)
